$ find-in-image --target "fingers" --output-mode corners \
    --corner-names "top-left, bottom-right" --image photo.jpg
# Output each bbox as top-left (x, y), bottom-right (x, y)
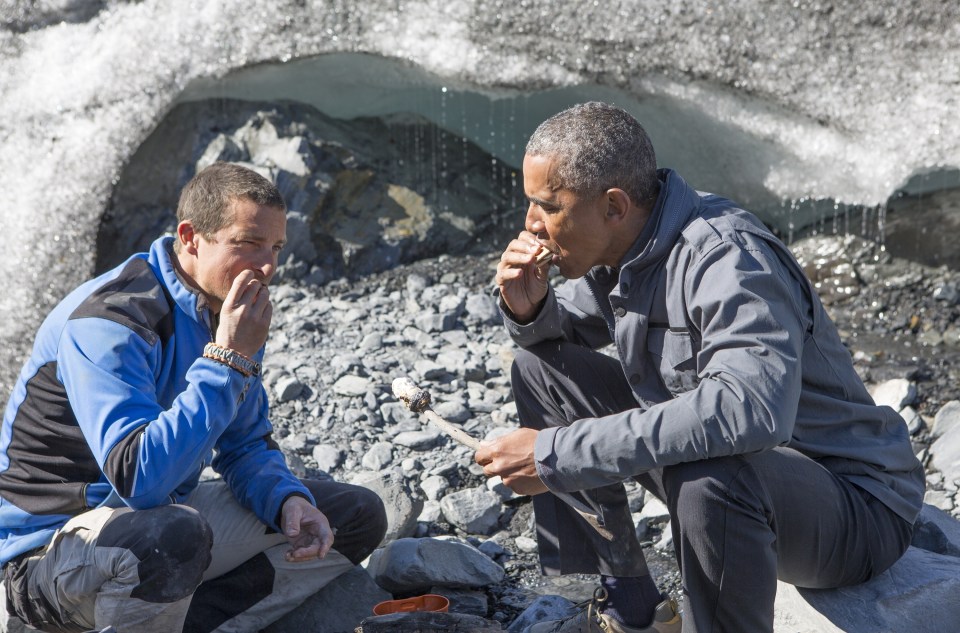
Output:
top-left (317, 524), bottom-right (335, 559)
top-left (223, 271), bottom-right (270, 313)
top-left (283, 500), bottom-right (335, 562)
top-left (496, 235), bottom-right (544, 283)
top-left (217, 272), bottom-right (272, 357)
top-left (223, 269), bottom-right (255, 309)
top-left (474, 440), bottom-right (492, 467)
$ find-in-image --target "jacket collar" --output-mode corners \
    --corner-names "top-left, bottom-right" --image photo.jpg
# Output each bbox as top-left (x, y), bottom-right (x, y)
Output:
top-left (618, 168), bottom-right (701, 272)
top-left (147, 236), bottom-right (214, 331)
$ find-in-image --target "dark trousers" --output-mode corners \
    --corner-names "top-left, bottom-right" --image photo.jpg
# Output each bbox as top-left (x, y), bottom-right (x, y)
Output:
top-left (513, 341), bottom-right (913, 633)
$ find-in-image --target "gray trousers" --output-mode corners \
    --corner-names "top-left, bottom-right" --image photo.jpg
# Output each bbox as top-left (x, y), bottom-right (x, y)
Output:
top-left (3, 479), bottom-right (386, 633)
top-left (513, 341), bottom-right (913, 633)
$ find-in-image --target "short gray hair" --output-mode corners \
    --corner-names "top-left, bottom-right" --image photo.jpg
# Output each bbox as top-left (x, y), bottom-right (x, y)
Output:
top-left (525, 102), bottom-right (658, 205)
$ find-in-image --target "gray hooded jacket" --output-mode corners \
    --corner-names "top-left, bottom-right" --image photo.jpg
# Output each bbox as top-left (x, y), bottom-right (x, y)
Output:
top-left (505, 169), bottom-right (924, 524)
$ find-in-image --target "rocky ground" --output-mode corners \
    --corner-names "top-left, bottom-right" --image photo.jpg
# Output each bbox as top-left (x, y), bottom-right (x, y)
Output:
top-left (250, 229), bottom-right (960, 629)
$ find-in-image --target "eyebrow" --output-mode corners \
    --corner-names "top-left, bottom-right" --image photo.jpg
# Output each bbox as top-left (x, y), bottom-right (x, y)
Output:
top-left (527, 196), bottom-right (559, 209)
top-left (235, 232), bottom-right (287, 248)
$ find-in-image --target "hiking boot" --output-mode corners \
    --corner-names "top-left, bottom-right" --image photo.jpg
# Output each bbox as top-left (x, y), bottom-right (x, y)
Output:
top-left (529, 587), bottom-right (681, 633)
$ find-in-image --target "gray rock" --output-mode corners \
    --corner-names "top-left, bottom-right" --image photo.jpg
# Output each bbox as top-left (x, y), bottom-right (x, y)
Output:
top-left (352, 472), bottom-right (423, 544)
top-left (357, 611), bottom-right (502, 632)
top-left (638, 498), bottom-right (670, 522)
top-left (465, 293), bottom-right (500, 324)
top-left (333, 375), bottom-right (374, 397)
top-left (429, 587), bottom-right (488, 617)
top-left (933, 282), bottom-right (960, 304)
top-left (477, 539), bottom-right (507, 560)
top-left (312, 444), bottom-right (344, 472)
top-left (868, 378), bottom-right (917, 410)
top-left (359, 333), bottom-right (384, 353)
top-left (380, 402), bottom-right (416, 425)
top-left (772, 547), bottom-right (960, 633)
top-left (486, 475), bottom-right (519, 502)
top-left (275, 376), bottom-right (305, 403)
top-left (924, 489), bottom-right (955, 512)
top-left (930, 426), bottom-right (960, 487)
top-left (912, 503), bottom-right (960, 558)
top-left (508, 595), bottom-right (576, 633)
top-left (414, 312), bottom-right (457, 334)
top-left (900, 406), bottom-right (924, 435)
top-left (420, 474), bottom-right (450, 502)
top-left (932, 400), bottom-right (960, 439)
top-left (432, 400), bottom-right (471, 424)
top-left (514, 536), bottom-right (538, 553)
top-left (434, 350), bottom-right (469, 371)
top-left (406, 274), bottom-right (431, 297)
top-left (264, 566), bottom-right (390, 633)
top-left (362, 442), bottom-right (395, 471)
top-left (417, 500), bottom-right (443, 524)
top-left (393, 430), bottom-right (441, 450)
top-left (439, 487), bottom-right (502, 535)
top-left (197, 133), bottom-right (246, 172)
top-left (366, 537), bottom-right (505, 593)
top-left (413, 359), bottom-right (446, 380)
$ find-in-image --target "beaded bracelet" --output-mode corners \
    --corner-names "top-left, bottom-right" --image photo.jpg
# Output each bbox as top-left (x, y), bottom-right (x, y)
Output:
top-left (203, 342), bottom-right (261, 377)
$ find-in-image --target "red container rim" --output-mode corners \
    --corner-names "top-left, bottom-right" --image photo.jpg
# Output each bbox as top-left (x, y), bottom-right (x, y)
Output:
top-left (372, 593), bottom-right (450, 615)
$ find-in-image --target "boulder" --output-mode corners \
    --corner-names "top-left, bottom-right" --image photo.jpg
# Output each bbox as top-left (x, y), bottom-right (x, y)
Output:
top-left (264, 566), bottom-right (390, 633)
top-left (773, 503), bottom-right (960, 632)
top-left (366, 537), bottom-right (505, 594)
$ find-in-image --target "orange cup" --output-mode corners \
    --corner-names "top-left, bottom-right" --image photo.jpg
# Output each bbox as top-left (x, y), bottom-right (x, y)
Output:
top-left (372, 593), bottom-right (450, 615)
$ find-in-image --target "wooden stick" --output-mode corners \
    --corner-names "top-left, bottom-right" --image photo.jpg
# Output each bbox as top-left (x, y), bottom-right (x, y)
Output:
top-left (392, 377), bottom-right (481, 451)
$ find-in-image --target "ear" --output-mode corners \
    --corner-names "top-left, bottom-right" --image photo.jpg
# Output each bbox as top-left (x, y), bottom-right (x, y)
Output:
top-left (176, 220), bottom-right (200, 256)
top-left (604, 188), bottom-right (632, 224)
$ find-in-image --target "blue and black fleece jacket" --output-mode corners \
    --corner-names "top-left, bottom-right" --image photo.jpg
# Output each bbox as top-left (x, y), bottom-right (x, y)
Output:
top-left (0, 236), bottom-right (312, 566)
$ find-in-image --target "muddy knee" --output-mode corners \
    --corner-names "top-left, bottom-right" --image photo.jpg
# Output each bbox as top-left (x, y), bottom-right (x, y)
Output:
top-left (98, 505), bottom-right (213, 602)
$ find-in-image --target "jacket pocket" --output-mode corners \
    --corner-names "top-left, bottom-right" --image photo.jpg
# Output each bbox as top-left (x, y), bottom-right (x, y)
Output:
top-left (647, 327), bottom-right (699, 394)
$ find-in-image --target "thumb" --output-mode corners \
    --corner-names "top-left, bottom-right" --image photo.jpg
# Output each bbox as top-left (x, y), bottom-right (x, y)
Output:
top-left (283, 504), bottom-right (302, 537)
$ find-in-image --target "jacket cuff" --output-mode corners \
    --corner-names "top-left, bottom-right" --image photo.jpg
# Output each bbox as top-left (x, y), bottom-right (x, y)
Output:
top-left (502, 288), bottom-right (561, 345)
top-left (533, 426), bottom-right (565, 493)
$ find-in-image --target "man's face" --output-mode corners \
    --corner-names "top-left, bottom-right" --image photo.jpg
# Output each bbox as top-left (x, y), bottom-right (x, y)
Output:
top-left (522, 153), bottom-right (610, 279)
top-left (188, 197), bottom-right (287, 313)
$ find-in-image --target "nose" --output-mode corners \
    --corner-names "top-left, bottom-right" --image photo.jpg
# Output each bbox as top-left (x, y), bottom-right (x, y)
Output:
top-left (255, 248), bottom-right (279, 284)
top-left (525, 202), bottom-right (543, 234)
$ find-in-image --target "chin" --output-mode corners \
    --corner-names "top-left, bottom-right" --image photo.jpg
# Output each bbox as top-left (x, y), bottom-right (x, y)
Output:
top-left (557, 263), bottom-right (584, 280)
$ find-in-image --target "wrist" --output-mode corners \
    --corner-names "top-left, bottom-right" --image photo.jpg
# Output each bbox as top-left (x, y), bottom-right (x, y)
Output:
top-left (501, 297), bottom-right (544, 325)
top-left (277, 492), bottom-right (312, 527)
top-left (203, 342), bottom-right (261, 377)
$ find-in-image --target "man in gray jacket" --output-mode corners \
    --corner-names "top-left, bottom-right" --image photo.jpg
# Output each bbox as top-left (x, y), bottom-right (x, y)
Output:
top-left (475, 102), bottom-right (924, 633)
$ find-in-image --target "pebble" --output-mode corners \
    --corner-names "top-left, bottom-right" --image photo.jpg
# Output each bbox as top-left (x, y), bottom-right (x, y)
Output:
top-left (514, 536), bottom-right (538, 553)
top-left (361, 442), bottom-right (394, 471)
top-left (869, 378), bottom-right (917, 410)
top-left (312, 444), bottom-right (343, 472)
top-left (332, 375), bottom-right (373, 396)
top-left (275, 376), bottom-right (305, 402)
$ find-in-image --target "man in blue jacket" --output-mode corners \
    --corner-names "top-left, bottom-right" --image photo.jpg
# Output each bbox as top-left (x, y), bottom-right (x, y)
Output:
top-left (477, 102), bottom-right (923, 633)
top-left (0, 162), bottom-right (386, 632)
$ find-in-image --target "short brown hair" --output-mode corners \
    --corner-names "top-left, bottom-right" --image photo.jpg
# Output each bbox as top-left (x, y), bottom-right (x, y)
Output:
top-left (176, 162), bottom-right (286, 242)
